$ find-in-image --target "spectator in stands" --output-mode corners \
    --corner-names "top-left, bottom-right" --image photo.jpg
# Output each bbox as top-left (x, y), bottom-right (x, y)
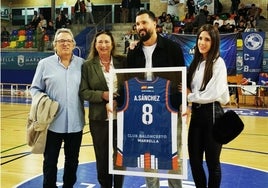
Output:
top-left (1, 26), bottom-right (10, 42)
top-left (122, 24), bottom-right (139, 54)
top-left (246, 15), bottom-right (256, 29)
top-left (192, 9), bottom-right (207, 33)
top-left (39, 14), bottom-right (47, 29)
top-left (247, 4), bottom-right (258, 19)
top-left (157, 11), bottom-right (167, 27)
top-left (46, 20), bottom-right (55, 36)
top-left (182, 13), bottom-right (194, 33)
top-left (81, 0), bottom-right (86, 23)
top-left (202, 5), bottom-right (209, 17)
top-left (85, 0), bottom-right (96, 24)
top-left (156, 24), bottom-right (163, 33)
top-left (235, 19), bottom-right (245, 32)
top-left (187, 0), bottom-right (196, 18)
top-left (244, 21), bottom-right (257, 32)
top-left (31, 11), bottom-right (40, 29)
top-left (213, 15), bottom-right (223, 28)
top-left (183, 22), bottom-right (194, 34)
top-left (215, 0), bottom-right (223, 14)
top-left (122, 31), bottom-right (131, 54)
top-left (129, 0), bottom-right (141, 23)
top-left (183, 12), bottom-right (194, 23)
top-left (206, 15), bottom-right (214, 25)
top-left (74, 0), bottom-right (82, 24)
top-left (55, 14), bottom-right (66, 31)
top-left (163, 14), bottom-right (173, 33)
top-left (36, 21), bottom-right (45, 51)
top-left (237, 3), bottom-right (248, 19)
top-left (30, 28), bottom-right (84, 188)
top-left (247, 4), bottom-right (261, 25)
top-left (222, 14), bottom-right (236, 33)
top-left (167, 0), bottom-right (180, 17)
top-left (231, 0), bottom-right (240, 14)
top-left (235, 15), bottom-right (246, 27)
top-left (121, 0), bottom-right (130, 23)
top-left (60, 10), bottom-right (67, 23)
top-left (213, 22), bottom-right (220, 30)
top-left (130, 24), bottom-right (139, 40)
top-left (234, 20), bottom-right (245, 38)
top-left (65, 14), bottom-right (72, 27)
top-left (46, 20), bottom-right (55, 50)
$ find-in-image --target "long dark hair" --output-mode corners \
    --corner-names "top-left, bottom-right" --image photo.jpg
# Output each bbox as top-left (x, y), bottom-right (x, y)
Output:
top-left (187, 24), bottom-right (220, 91)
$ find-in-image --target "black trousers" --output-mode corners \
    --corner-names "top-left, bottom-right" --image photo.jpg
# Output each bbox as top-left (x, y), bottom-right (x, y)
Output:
top-left (43, 130), bottom-right (83, 188)
top-left (90, 120), bottom-right (124, 188)
top-left (188, 103), bottom-right (222, 188)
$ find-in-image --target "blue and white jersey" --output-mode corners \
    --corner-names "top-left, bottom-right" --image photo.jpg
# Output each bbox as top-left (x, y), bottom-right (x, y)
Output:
top-left (116, 77), bottom-right (178, 170)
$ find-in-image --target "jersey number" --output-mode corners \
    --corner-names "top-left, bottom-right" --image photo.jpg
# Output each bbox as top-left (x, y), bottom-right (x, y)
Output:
top-left (142, 104), bottom-right (153, 125)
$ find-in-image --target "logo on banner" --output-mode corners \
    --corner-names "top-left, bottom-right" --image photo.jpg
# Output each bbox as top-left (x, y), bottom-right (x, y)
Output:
top-left (244, 33), bottom-right (263, 50)
top-left (17, 55), bottom-right (25, 67)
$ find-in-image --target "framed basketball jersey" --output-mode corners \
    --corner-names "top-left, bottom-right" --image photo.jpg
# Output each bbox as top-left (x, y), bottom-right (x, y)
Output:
top-left (116, 77), bottom-right (178, 170)
top-left (107, 67), bottom-right (188, 180)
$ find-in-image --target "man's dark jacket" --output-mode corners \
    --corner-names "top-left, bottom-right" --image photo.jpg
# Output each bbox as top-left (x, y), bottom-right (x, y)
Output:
top-left (124, 34), bottom-right (185, 109)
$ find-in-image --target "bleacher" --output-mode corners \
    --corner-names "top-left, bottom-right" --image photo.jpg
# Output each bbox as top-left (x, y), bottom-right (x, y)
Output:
top-left (1, 17), bottom-right (268, 107)
top-left (0, 12), bottom-right (113, 99)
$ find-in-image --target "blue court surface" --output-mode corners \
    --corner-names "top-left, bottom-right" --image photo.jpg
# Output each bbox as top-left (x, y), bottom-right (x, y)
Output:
top-left (2, 96), bottom-right (268, 187)
top-left (15, 161), bottom-right (268, 188)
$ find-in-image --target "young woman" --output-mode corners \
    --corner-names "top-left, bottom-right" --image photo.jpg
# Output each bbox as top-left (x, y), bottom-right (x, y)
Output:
top-left (187, 24), bottom-right (230, 188)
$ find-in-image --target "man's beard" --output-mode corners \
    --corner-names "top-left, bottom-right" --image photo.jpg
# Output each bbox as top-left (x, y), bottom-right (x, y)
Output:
top-left (139, 30), bottom-right (151, 42)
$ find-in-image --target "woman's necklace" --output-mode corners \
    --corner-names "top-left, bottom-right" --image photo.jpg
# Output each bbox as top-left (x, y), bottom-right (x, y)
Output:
top-left (100, 57), bottom-right (111, 72)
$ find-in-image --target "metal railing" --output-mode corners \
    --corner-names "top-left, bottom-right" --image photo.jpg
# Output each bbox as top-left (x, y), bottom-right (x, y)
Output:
top-left (85, 11), bottom-right (112, 57)
top-left (0, 83), bottom-right (31, 97)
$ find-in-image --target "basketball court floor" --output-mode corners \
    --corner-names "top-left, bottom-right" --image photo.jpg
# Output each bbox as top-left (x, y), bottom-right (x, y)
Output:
top-left (1, 95), bottom-right (268, 188)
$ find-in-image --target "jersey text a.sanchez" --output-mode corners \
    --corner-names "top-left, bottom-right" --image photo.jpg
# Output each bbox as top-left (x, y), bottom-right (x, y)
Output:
top-left (116, 77), bottom-right (178, 170)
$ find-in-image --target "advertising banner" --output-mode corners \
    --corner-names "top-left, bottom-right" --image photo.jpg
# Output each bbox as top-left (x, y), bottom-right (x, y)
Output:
top-left (1, 51), bottom-right (53, 83)
top-left (1, 51), bottom-right (53, 70)
top-left (236, 49), bottom-right (268, 75)
top-left (242, 32), bottom-right (265, 82)
top-left (166, 33), bottom-right (237, 75)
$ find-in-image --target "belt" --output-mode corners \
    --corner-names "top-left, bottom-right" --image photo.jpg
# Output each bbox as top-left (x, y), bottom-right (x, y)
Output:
top-left (192, 102), bottom-right (216, 109)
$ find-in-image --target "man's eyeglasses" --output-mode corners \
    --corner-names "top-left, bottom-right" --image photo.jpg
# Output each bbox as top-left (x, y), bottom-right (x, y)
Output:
top-left (56, 39), bottom-right (73, 44)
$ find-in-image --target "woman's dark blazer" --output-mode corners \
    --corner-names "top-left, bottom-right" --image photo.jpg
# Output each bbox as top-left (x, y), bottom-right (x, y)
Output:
top-left (79, 55), bottom-right (126, 120)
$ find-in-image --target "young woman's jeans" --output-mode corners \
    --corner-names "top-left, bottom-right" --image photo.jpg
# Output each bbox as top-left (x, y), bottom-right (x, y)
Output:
top-left (188, 103), bottom-right (222, 188)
